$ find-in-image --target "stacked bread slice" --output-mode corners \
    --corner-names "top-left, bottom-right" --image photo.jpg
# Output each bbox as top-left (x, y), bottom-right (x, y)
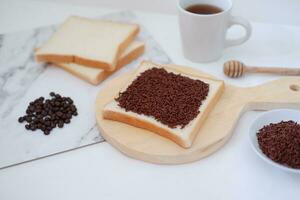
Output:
top-left (103, 61), bottom-right (224, 148)
top-left (35, 16), bottom-right (144, 85)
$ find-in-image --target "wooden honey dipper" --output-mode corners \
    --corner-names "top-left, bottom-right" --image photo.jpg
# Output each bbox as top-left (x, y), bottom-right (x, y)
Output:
top-left (223, 60), bottom-right (300, 78)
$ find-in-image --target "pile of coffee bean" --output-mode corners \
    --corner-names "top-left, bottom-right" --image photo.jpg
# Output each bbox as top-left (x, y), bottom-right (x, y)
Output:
top-left (18, 92), bottom-right (78, 135)
top-left (257, 120), bottom-right (300, 169)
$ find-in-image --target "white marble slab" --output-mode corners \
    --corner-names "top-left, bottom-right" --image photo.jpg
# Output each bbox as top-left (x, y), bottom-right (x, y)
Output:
top-left (0, 11), bottom-right (171, 169)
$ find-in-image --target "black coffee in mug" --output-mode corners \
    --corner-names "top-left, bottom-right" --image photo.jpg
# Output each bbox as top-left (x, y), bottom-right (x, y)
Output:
top-left (185, 4), bottom-right (223, 15)
top-left (178, 0), bottom-right (252, 62)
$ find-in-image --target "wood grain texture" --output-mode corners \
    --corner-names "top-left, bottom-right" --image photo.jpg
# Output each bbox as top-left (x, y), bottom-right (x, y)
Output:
top-left (224, 60), bottom-right (300, 78)
top-left (95, 64), bottom-right (300, 164)
top-left (247, 66), bottom-right (300, 76)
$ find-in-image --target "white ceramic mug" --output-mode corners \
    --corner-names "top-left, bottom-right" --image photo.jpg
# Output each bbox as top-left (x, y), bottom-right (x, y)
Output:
top-left (178, 0), bottom-right (252, 62)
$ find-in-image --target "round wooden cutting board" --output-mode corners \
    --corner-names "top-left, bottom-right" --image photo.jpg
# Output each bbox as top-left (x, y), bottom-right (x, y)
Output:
top-left (96, 64), bottom-right (300, 164)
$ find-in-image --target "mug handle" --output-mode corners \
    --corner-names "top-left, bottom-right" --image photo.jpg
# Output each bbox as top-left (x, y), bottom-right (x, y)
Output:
top-left (225, 16), bottom-right (252, 48)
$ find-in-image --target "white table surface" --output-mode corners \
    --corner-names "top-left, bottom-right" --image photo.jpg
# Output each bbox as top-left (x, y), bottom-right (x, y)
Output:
top-left (0, 1), bottom-right (300, 200)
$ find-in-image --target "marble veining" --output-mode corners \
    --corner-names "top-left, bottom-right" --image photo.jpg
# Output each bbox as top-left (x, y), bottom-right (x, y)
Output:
top-left (0, 26), bottom-right (56, 119)
top-left (0, 11), bottom-right (171, 169)
top-left (0, 34), bottom-right (3, 48)
top-left (77, 125), bottom-right (105, 146)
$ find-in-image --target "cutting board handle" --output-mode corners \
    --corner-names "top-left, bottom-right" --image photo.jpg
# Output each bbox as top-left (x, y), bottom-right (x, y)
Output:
top-left (243, 77), bottom-right (300, 111)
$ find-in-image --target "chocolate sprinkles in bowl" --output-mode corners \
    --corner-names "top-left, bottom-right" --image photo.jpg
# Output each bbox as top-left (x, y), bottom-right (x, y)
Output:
top-left (257, 120), bottom-right (300, 169)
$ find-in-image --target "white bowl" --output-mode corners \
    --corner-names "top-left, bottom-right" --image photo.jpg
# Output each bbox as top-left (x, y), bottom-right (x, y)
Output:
top-left (249, 109), bottom-right (300, 173)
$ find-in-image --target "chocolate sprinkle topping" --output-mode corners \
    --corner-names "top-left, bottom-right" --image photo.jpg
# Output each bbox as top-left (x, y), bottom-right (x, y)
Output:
top-left (257, 120), bottom-right (300, 169)
top-left (116, 67), bottom-right (209, 129)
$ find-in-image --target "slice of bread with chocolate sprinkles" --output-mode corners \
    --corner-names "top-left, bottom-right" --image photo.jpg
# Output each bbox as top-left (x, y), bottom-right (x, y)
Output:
top-left (103, 61), bottom-right (224, 148)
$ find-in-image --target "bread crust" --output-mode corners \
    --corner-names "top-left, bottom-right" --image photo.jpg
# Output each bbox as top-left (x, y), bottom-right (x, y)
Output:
top-left (54, 42), bottom-right (145, 85)
top-left (115, 25), bottom-right (140, 68)
top-left (36, 54), bottom-right (112, 70)
top-left (103, 110), bottom-right (189, 148)
top-left (185, 82), bottom-right (224, 147)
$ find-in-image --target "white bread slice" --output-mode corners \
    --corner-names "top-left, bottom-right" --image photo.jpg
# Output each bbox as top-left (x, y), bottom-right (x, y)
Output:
top-left (103, 61), bottom-right (224, 148)
top-left (52, 41), bottom-right (145, 85)
top-left (35, 16), bottom-right (139, 71)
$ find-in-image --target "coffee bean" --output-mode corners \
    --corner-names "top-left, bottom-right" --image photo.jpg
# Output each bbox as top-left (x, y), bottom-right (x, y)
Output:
top-left (25, 116), bottom-right (32, 123)
top-left (18, 117), bottom-right (24, 123)
top-left (44, 130), bottom-right (50, 135)
top-left (36, 123), bottom-right (41, 129)
top-left (65, 113), bottom-right (71, 118)
top-left (44, 121), bottom-right (51, 126)
top-left (67, 98), bottom-right (73, 104)
top-left (29, 106), bottom-right (35, 112)
top-left (51, 123), bottom-right (56, 128)
top-left (19, 92), bottom-right (78, 135)
top-left (41, 110), bottom-right (47, 116)
top-left (25, 124), bottom-right (30, 130)
top-left (58, 121), bottom-right (64, 128)
top-left (70, 105), bottom-right (76, 110)
top-left (56, 111), bottom-right (63, 117)
top-left (30, 124), bottom-right (36, 131)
